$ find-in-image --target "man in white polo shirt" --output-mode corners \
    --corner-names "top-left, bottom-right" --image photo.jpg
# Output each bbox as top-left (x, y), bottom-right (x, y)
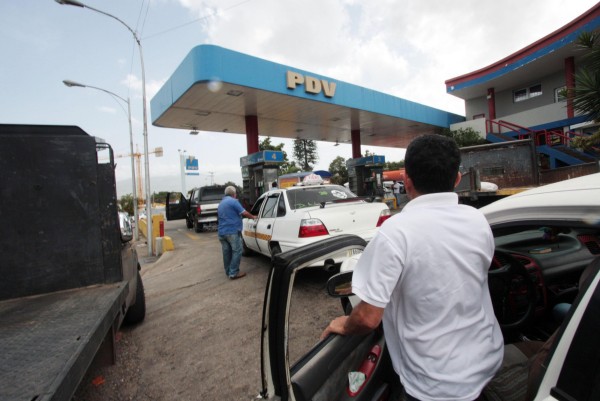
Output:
top-left (322, 134), bottom-right (503, 401)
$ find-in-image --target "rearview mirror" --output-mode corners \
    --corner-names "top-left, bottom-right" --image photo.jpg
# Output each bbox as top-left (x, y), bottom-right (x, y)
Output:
top-left (326, 271), bottom-right (354, 297)
top-left (118, 212), bottom-right (133, 243)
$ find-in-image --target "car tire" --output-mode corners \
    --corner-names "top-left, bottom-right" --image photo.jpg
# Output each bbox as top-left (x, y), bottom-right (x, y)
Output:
top-left (194, 219), bottom-right (203, 233)
top-left (270, 243), bottom-right (282, 257)
top-left (124, 270), bottom-right (146, 325)
top-left (185, 217), bottom-right (193, 229)
top-left (242, 239), bottom-right (253, 257)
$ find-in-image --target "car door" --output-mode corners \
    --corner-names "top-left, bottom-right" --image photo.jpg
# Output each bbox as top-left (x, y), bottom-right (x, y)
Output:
top-left (165, 192), bottom-right (189, 221)
top-left (243, 195), bottom-right (266, 253)
top-left (532, 265), bottom-right (600, 401)
top-left (255, 192), bottom-right (283, 255)
top-left (261, 235), bottom-right (397, 401)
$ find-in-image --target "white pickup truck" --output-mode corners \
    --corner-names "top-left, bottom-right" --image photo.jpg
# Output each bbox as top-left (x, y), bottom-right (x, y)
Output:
top-left (242, 182), bottom-right (390, 264)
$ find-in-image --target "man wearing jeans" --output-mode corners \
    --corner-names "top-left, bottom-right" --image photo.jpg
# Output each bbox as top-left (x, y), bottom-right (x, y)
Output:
top-left (217, 186), bottom-right (256, 280)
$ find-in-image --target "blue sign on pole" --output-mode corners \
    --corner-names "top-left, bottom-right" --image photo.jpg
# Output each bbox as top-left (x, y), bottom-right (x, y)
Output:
top-left (186, 157), bottom-right (199, 175)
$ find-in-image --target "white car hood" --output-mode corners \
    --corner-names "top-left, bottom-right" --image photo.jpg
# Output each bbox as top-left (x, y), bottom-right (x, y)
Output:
top-left (482, 172), bottom-right (600, 228)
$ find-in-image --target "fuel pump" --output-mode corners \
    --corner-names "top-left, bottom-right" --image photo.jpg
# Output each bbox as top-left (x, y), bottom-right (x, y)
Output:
top-left (346, 155), bottom-right (386, 199)
top-left (240, 150), bottom-right (284, 207)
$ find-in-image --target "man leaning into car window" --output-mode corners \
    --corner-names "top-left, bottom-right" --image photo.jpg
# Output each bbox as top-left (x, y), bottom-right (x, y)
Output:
top-left (322, 135), bottom-right (503, 401)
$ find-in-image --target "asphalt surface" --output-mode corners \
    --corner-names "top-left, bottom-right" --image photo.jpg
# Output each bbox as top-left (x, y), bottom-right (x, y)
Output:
top-left (73, 218), bottom-right (342, 400)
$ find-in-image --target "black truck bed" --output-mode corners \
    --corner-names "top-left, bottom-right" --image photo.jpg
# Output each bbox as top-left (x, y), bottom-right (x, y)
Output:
top-left (0, 282), bottom-right (128, 401)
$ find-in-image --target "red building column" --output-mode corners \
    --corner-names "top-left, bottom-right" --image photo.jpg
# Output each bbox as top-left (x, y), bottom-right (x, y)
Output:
top-left (565, 56), bottom-right (575, 119)
top-left (245, 115), bottom-right (259, 155)
top-left (351, 129), bottom-right (361, 159)
top-left (487, 87), bottom-right (496, 121)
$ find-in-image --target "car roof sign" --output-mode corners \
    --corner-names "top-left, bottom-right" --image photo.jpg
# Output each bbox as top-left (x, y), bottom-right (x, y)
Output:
top-left (300, 173), bottom-right (324, 186)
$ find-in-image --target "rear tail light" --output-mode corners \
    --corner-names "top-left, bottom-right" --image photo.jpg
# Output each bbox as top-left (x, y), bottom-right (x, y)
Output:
top-left (299, 218), bottom-right (329, 238)
top-left (196, 205), bottom-right (202, 215)
top-left (376, 209), bottom-right (391, 227)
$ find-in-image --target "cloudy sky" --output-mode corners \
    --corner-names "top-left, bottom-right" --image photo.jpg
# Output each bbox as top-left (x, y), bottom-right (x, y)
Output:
top-left (1, 0), bottom-right (597, 197)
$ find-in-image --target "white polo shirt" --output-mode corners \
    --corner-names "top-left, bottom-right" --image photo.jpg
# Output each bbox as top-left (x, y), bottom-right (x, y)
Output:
top-left (352, 192), bottom-right (503, 401)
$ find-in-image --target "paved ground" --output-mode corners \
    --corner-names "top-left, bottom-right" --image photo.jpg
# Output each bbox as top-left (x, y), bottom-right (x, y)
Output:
top-left (73, 219), bottom-right (341, 401)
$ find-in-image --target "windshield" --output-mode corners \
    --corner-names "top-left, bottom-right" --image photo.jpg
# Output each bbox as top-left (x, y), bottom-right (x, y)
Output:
top-left (285, 186), bottom-right (358, 210)
top-left (200, 187), bottom-right (225, 201)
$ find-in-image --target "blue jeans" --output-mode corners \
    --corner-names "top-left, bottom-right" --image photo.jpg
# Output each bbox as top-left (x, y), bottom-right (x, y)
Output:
top-left (219, 233), bottom-right (242, 277)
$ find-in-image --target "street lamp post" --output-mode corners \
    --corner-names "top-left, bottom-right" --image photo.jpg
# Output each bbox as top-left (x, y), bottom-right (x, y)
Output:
top-left (178, 149), bottom-right (187, 194)
top-left (63, 79), bottom-right (139, 241)
top-left (56, 0), bottom-right (154, 255)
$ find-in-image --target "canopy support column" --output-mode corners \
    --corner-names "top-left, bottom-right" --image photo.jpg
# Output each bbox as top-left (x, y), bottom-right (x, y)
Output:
top-left (245, 115), bottom-right (259, 154)
top-left (351, 130), bottom-right (361, 159)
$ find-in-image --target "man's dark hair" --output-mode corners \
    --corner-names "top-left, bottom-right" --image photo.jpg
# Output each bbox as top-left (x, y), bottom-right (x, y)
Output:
top-left (404, 134), bottom-right (461, 194)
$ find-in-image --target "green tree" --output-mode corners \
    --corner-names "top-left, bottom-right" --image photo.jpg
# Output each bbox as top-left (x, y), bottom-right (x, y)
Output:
top-left (440, 127), bottom-right (487, 147)
top-left (384, 160), bottom-right (405, 170)
top-left (223, 181), bottom-right (242, 195)
top-left (118, 194), bottom-right (134, 215)
top-left (152, 191), bottom-right (170, 204)
top-left (328, 156), bottom-right (348, 185)
top-left (281, 160), bottom-right (301, 175)
top-left (569, 32), bottom-right (600, 150)
top-left (293, 139), bottom-right (318, 171)
top-left (259, 137), bottom-right (296, 174)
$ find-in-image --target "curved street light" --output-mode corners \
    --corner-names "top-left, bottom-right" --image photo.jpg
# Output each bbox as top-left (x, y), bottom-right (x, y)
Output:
top-left (63, 79), bottom-right (139, 242)
top-left (56, 0), bottom-right (154, 255)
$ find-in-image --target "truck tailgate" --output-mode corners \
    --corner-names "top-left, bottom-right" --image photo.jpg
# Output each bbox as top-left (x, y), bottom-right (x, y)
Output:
top-left (0, 282), bottom-right (128, 401)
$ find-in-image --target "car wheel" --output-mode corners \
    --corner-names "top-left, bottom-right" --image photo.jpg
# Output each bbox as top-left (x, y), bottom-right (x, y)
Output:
top-left (194, 220), bottom-right (203, 233)
top-left (124, 270), bottom-right (146, 325)
top-left (242, 238), bottom-right (253, 257)
top-left (185, 217), bottom-right (193, 229)
top-left (270, 243), bottom-right (282, 257)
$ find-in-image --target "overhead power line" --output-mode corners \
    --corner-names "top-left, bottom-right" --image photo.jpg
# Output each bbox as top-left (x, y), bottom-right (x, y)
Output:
top-left (142, 0), bottom-right (252, 41)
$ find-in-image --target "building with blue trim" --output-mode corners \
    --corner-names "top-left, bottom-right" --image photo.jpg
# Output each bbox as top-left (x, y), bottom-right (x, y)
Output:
top-left (446, 3), bottom-right (600, 169)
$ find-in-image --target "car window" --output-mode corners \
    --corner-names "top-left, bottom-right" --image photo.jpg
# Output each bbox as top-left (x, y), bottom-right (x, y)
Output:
top-left (261, 195), bottom-right (279, 219)
top-left (169, 192), bottom-right (185, 204)
top-left (288, 268), bottom-right (347, 366)
top-left (277, 194), bottom-right (286, 217)
top-left (285, 186), bottom-right (357, 210)
top-left (250, 196), bottom-right (265, 216)
top-left (200, 187), bottom-right (225, 201)
top-left (552, 276), bottom-right (600, 401)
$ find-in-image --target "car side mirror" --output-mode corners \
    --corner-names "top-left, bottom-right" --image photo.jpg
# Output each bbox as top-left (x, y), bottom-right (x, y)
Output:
top-left (119, 212), bottom-right (133, 243)
top-left (326, 271), bottom-right (354, 297)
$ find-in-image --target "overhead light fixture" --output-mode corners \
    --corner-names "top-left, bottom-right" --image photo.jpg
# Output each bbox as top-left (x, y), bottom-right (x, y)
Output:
top-left (226, 89), bottom-right (243, 97)
top-left (296, 129), bottom-right (304, 133)
top-left (195, 111), bottom-right (211, 116)
top-left (189, 128), bottom-right (199, 135)
top-left (334, 140), bottom-right (340, 146)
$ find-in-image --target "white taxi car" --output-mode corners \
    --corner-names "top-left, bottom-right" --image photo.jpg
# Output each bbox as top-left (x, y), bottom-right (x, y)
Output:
top-left (258, 172), bottom-right (600, 401)
top-left (242, 177), bottom-right (390, 263)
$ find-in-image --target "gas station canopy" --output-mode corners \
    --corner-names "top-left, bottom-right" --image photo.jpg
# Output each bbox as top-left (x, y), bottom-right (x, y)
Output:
top-left (151, 45), bottom-right (464, 149)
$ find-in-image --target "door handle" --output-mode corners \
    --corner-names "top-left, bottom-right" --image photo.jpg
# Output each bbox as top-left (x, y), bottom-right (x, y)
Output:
top-left (267, 224), bottom-right (271, 229)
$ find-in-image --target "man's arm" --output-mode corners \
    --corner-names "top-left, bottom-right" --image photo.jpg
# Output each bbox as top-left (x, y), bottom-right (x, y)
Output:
top-left (320, 301), bottom-right (384, 340)
top-left (241, 210), bottom-right (257, 220)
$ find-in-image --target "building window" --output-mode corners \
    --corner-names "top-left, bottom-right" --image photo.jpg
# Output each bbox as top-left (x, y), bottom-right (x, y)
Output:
top-left (513, 84), bottom-right (542, 103)
top-left (555, 86), bottom-right (567, 103)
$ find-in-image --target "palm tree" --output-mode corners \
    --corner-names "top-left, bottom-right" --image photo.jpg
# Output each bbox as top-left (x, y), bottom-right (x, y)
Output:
top-left (570, 32), bottom-right (600, 150)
